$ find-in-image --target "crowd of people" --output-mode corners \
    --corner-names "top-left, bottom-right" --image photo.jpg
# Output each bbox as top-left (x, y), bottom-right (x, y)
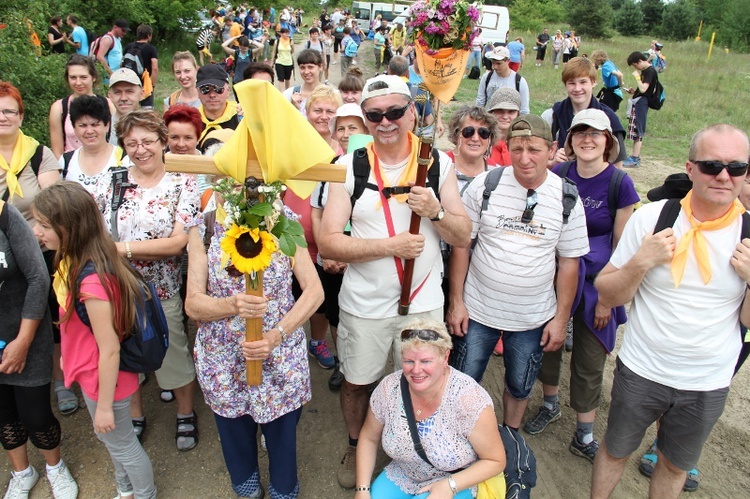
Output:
top-left (1, 5), bottom-right (747, 499)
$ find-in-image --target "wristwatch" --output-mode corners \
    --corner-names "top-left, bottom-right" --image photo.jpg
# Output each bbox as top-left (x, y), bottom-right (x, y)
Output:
top-left (430, 206), bottom-right (445, 222)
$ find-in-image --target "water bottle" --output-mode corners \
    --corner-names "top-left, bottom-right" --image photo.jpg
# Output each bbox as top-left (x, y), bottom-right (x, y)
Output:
top-left (0, 340), bottom-right (6, 364)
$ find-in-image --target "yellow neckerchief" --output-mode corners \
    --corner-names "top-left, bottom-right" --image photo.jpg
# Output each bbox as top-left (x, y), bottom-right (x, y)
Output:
top-left (671, 190), bottom-right (745, 287)
top-left (198, 100), bottom-right (238, 143)
top-left (0, 132), bottom-right (39, 201)
top-left (52, 258), bottom-right (70, 312)
top-left (366, 131), bottom-right (424, 209)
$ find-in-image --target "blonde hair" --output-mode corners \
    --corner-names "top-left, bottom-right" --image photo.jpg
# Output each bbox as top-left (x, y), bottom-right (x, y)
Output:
top-left (172, 51), bottom-right (197, 72)
top-left (305, 85), bottom-right (343, 113)
top-left (400, 318), bottom-right (452, 357)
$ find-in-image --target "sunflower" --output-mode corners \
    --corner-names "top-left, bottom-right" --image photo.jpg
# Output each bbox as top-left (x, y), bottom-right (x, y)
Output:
top-left (221, 225), bottom-right (278, 274)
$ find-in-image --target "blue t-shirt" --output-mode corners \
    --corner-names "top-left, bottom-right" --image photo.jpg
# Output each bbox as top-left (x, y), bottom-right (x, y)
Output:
top-left (507, 41), bottom-right (524, 63)
top-left (601, 60), bottom-right (623, 98)
top-left (72, 26), bottom-right (88, 56)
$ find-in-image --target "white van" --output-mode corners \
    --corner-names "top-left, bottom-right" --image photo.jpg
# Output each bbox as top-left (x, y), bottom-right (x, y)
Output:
top-left (389, 4), bottom-right (509, 45)
top-left (351, 1), bottom-right (411, 34)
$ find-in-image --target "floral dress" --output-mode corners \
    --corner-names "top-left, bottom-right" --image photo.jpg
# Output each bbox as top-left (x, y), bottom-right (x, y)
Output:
top-left (194, 211), bottom-right (312, 422)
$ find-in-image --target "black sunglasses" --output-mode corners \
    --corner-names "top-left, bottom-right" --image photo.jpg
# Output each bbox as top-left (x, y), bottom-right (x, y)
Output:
top-left (198, 84), bottom-right (226, 95)
top-left (521, 189), bottom-right (538, 224)
top-left (363, 104), bottom-right (410, 123)
top-left (693, 160), bottom-right (749, 177)
top-left (400, 329), bottom-right (441, 342)
top-left (461, 126), bottom-right (491, 140)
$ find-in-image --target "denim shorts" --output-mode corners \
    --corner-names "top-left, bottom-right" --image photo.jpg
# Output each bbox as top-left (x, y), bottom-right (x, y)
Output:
top-left (451, 319), bottom-right (545, 399)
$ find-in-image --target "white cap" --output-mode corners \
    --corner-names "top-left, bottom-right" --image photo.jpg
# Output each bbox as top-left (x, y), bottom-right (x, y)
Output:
top-left (109, 68), bottom-right (141, 87)
top-left (360, 75), bottom-right (412, 103)
top-left (486, 46), bottom-right (511, 61)
top-left (564, 108), bottom-right (620, 163)
top-left (330, 103), bottom-right (365, 135)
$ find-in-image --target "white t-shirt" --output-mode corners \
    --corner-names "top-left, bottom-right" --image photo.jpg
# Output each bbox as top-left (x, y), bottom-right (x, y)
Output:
top-left (337, 150), bottom-right (453, 318)
top-left (475, 70), bottom-right (530, 114)
top-left (611, 200), bottom-right (744, 391)
top-left (60, 147), bottom-right (120, 211)
top-left (462, 168), bottom-right (589, 331)
top-left (282, 86), bottom-right (307, 118)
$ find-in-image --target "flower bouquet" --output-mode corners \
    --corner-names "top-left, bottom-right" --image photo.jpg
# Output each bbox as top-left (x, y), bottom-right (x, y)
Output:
top-left (407, 0), bottom-right (482, 103)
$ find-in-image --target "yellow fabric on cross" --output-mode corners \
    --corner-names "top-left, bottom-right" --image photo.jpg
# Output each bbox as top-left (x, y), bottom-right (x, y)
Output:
top-left (0, 132), bottom-right (39, 201)
top-left (670, 190), bottom-right (745, 287)
top-left (366, 131), bottom-right (427, 209)
top-left (198, 100), bottom-right (238, 144)
top-left (213, 79), bottom-right (335, 198)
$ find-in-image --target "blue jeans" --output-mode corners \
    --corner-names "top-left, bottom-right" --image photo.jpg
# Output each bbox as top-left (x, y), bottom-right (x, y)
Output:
top-left (452, 319), bottom-right (545, 399)
top-left (371, 470), bottom-right (473, 499)
top-left (466, 50), bottom-right (482, 70)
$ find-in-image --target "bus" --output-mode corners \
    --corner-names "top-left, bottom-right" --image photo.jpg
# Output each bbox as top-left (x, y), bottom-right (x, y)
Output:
top-left (351, 1), bottom-right (411, 34)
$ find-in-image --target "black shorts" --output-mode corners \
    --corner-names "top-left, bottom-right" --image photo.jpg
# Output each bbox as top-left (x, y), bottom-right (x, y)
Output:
top-left (333, 37), bottom-right (342, 53)
top-left (275, 63), bottom-right (293, 81)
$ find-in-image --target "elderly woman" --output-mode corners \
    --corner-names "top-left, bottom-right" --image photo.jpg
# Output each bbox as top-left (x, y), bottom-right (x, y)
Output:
top-left (355, 319), bottom-right (505, 498)
top-left (445, 106), bottom-right (500, 195)
top-left (525, 109), bottom-right (639, 461)
top-left (107, 110), bottom-right (202, 451)
top-left (185, 178), bottom-right (323, 498)
top-left (164, 51), bottom-right (201, 111)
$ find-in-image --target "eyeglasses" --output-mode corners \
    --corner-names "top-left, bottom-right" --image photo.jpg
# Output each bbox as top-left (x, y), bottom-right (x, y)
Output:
top-left (0, 109), bottom-right (20, 117)
top-left (461, 126), bottom-right (491, 140)
top-left (693, 160), bottom-right (749, 177)
top-left (571, 130), bottom-right (604, 140)
top-left (400, 329), bottom-right (441, 342)
top-left (521, 189), bottom-right (538, 224)
top-left (124, 138), bottom-right (158, 150)
top-left (363, 104), bottom-right (410, 123)
top-left (198, 85), bottom-right (226, 95)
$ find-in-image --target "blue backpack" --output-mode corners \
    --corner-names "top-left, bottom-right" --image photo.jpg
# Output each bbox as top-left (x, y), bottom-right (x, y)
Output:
top-left (344, 39), bottom-right (358, 57)
top-left (74, 261), bottom-right (169, 373)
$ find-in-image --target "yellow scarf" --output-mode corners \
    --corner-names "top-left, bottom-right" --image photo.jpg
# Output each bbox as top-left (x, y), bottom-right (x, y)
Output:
top-left (0, 132), bottom-right (39, 201)
top-left (671, 190), bottom-right (745, 287)
top-left (198, 101), bottom-right (239, 144)
top-left (366, 131), bottom-right (426, 208)
top-left (52, 259), bottom-right (70, 312)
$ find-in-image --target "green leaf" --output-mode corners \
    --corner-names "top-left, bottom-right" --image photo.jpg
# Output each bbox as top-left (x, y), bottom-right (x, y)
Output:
top-left (247, 202), bottom-right (274, 216)
top-left (278, 233), bottom-right (296, 257)
top-left (271, 217), bottom-right (289, 237)
top-left (242, 213), bottom-right (260, 227)
top-left (293, 235), bottom-right (308, 248)
top-left (286, 220), bottom-right (305, 236)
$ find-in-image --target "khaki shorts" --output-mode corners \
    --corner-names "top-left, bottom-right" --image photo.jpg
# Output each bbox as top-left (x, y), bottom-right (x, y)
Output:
top-left (337, 308), bottom-right (443, 386)
top-left (154, 294), bottom-right (196, 390)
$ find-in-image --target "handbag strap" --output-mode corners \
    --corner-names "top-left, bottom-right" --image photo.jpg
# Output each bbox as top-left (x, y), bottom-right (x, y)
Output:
top-left (400, 373), bottom-right (435, 468)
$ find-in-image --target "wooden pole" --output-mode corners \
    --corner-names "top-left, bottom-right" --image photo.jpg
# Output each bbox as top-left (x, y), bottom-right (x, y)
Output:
top-left (245, 272), bottom-right (264, 385)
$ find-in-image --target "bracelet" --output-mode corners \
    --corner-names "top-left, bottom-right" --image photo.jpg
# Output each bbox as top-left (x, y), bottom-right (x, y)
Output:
top-left (125, 241), bottom-right (132, 259)
top-left (277, 325), bottom-right (287, 342)
top-left (447, 475), bottom-right (458, 495)
top-left (354, 485), bottom-right (370, 492)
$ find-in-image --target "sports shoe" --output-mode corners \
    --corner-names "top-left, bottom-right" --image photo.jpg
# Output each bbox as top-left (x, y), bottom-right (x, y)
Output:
top-left (328, 356), bottom-right (344, 391)
top-left (332, 60), bottom-right (338, 65)
top-left (523, 404), bottom-right (561, 435)
top-left (309, 340), bottom-right (336, 369)
top-left (623, 156), bottom-right (641, 168)
top-left (46, 462), bottom-right (78, 499)
top-left (684, 468), bottom-right (701, 492)
top-left (4, 466), bottom-right (39, 499)
top-left (569, 434), bottom-right (599, 463)
top-left (492, 337), bottom-right (504, 356)
top-left (639, 439), bottom-right (700, 491)
top-left (238, 483), bottom-right (264, 498)
top-left (336, 445), bottom-right (357, 489)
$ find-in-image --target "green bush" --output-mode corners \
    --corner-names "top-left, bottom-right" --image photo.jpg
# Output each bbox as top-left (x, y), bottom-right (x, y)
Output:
top-left (567, 0), bottom-right (612, 38)
top-left (640, 0), bottom-right (664, 33)
top-left (614, 0), bottom-right (644, 36)
top-left (660, 0), bottom-right (699, 41)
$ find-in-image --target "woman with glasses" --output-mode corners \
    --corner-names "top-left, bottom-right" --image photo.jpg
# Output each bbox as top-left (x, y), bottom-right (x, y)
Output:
top-left (526, 109), bottom-right (639, 461)
top-left (106, 110), bottom-right (202, 451)
top-left (272, 28), bottom-right (295, 90)
top-left (354, 319), bottom-right (505, 499)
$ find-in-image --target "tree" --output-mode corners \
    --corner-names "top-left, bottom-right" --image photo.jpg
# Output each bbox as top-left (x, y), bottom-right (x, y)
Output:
top-left (567, 0), bottom-right (612, 38)
top-left (508, 0), bottom-right (546, 32)
top-left (661, 0), bottom-right (699, 40)
top-left (720, 0), bottom-right (750, 52)
top-left (614, 0), bottom-right (644, 36)
top-left (640, 0), bottom-right (664, 33)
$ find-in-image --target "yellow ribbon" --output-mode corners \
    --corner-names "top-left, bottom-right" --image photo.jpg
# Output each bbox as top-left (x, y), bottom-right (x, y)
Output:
top-left (52, 259), bottom-right (70, 312)
top-left (671, 190), bottom-right (745, 287)
top-left (366, 131), bottom-right (425, 208)
top-left (0, 132), bottom-right (39, 201)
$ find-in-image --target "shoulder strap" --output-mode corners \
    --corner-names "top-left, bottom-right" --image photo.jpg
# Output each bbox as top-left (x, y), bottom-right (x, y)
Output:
top-left (400, 374), bottom-right (435, 467)
top-left (30, 144), bottom-right (44, 177)
top-left (515, 71), bottom-right (521, 92)
top-left (551, 111), bottom-right (559, 143)
top-left (483, 72), bottom-right (492, 103)
top-left (607, 168), bottom-right (626, 222)
top-left (73, 261), bottom-right (97, 329)
top-left (305, 40), bottom-right (310, 49)
top-left (61, 150), bottom-right (75, 179)
top-left (653, 198), bottom-right (682, 234)
top-left (742, 213), bottom-right (750, 241)
top-left (561, 177), bottom-right (578, 224)
top-left (169, 90), bottom-right (180, 107)
top-left (350, 148), bottom-right (377, 207)
top-left (426, 148), bottom-right (441, 201)
top-left (556, 160), bottom-right (574, 180)
top-left (0, 199), bottom-right (7, 232)
top-left (60, 96), bottom-right (69, 145)
top-left (480, 166), bottom-right (505, 220)
top-left (109, 167), bottom-right (136, 242)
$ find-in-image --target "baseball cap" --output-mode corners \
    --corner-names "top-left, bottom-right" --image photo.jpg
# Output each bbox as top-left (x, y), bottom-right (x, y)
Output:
top-left (109, 68), bottom-right (141, 87)
top-left (486, 46), bottom-right (510, 61)
top-left (647, 173), bottom-right (692, 202)
top-left (564, 108), bottom-right (620, 162)
top-left (196, 64), bottom-right (229, 88)
top-left (508, 115), bottom-right (553, 143)
top-left (360, 75), bottom-right (412, 103)
top-left (330, 103), bottom-right (366, 135)
top-left (114, 19), bottom-right (130, 31)
top-left (487, 87), bottom-right (521, 112)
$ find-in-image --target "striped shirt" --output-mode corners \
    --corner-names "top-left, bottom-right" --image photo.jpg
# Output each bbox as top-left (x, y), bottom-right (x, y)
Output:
top-left (462, 169), bottom-right (589, 331)
top-left (196, 28), bottom-right (215, 48)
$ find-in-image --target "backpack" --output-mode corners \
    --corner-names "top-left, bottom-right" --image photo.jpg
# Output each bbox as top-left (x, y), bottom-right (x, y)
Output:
top-left (305, 39), bottom-right (324, 52)
top-left (468, 65), bottom-right (480, 80)
top-left (647, 73), bottom-right (665, 110)
top-left (655, 54), bottom-right (667, 73)
top-left (556, 161), bottom-right (626, 222)
top-left (61, 146), bottom-right (124, 180)
top-left (499, 425), bottom-right (537, 499)
top-left (83, 28), bottom-right (95, 52)
top-left (483, 72), bottom-right (521, 106)
top-left (74, 261), bottom-right (170, 373)
top-left (1, 145), bottom-right (44, 202)
top-left (89, 32), bottom-right (113, 60)
top-left (121, 43), bottom-right (153, 98)
top-left (479, 166), bottom-right (579, 224)
top-left (652, 198), bottom-right (750, 375)
top-left (344, 38), bottom-right (358, 57)
top-left (350, 147), bottom-right (441, 208)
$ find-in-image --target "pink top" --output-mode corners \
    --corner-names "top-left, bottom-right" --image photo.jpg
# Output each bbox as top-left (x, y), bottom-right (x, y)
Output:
top-left (62, 96), bottom-right (83, 153)
top-left (60, 274), bottom-right (139, 401)
top-left (283, 191), bottom-right (319, 263)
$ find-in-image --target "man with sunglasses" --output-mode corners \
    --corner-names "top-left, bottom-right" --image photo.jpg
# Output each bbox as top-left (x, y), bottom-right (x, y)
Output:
top-left (195, 65), bottom-right (240, 152)
top-left (591, 124), bottom-right (750, 498)
top-left (318, 75), bottom-right (471, 489)
top-left (448, 115), bottom-right (588, 433)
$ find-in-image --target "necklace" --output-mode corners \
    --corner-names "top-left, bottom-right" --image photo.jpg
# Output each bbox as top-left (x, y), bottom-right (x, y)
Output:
top-left (411, 371), bottom-right (447, 419)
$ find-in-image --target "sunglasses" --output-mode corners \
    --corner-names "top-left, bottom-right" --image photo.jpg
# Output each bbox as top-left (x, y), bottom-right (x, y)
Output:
top-left (521, 189), bottom-right (538, 224)
top-left (461, 126), bottom-right (491, 140)
top-left (198, 85), bottom-right (226, 95)
top-left (693, 160), bottom-right (749, 177)
top-left (400, 329), bottom-right (441, 342)
top-left (363, 104), bottom-right (409, 123)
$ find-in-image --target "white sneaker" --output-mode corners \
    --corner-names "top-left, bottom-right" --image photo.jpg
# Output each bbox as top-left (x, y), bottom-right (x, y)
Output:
top-left (47, 462), bottom-right (78, 499)
top-left (332, 60), bottom-right (338, 65)
top-left (4, 467), bottom-right (39, 499)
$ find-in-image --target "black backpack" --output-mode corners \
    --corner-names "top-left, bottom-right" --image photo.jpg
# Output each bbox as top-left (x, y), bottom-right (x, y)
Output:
top-left (556, 161), bottom-right (626, 222)
top-left (121, 43), bottom-right (146, 79)
top-left (468, 65), bottom-right (480, 80)
top-left (647, 73), bottom-right (665, 110)
top-left (499, 425), bottom-right (537, 498)
top-left (74, 261), bottom-right (170, 373)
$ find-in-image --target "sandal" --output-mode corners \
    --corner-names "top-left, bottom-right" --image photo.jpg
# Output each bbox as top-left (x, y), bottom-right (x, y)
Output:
top-left (54, 382), bottom-right (79, 415)
top-left (159, 389), bottom-right (175, 403)
top-left (638, 439), bottom-right (658, 477)
top-left (132, 418), bottom-right (146, 441)
top-left (176, 413), bottom-right (198, 452)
